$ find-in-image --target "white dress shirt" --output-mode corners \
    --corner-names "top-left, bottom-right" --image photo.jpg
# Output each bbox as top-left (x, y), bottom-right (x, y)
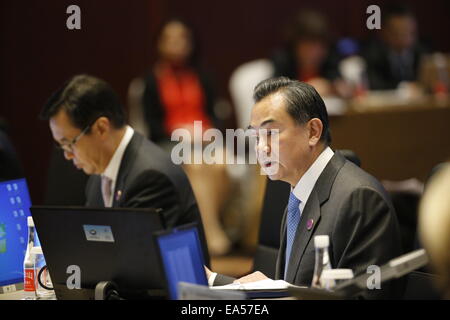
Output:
top-left (291, 146), bottom-right (334, 212)
top-left (101, 125), bottom-right (134, 207)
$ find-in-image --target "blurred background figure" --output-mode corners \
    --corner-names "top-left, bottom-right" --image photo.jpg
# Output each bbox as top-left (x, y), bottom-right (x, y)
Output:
top-left (141, 18), bottom-right (233, 256)
top-left (419, 163), bottom-right (450, 299)
top-left (230, 8), bottom-right (348, 130)
top-left (143, 18), bottom-right (217, 143)
top-left (0, 118), bottom-right (23, 181)
top-left (271, 9), bottom-right (341, 97)
top-left (362, 4), bottom-right (429, 91)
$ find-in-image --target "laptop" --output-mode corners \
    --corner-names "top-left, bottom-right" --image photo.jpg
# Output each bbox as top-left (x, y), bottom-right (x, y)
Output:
top-left (153, 223), bottom-right (209, 300)
top-left (154, 224), bottom-right (290, 300)
top-left (0, 178), bottom-right (33, 294)
top-left (31, 206), bottom-right (166, 300)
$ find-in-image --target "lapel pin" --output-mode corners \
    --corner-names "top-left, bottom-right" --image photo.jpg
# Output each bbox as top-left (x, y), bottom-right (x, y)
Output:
top-left (307, 219), bottom-right (314, 231)
top-left (115, 190), bottom-right (122, 202)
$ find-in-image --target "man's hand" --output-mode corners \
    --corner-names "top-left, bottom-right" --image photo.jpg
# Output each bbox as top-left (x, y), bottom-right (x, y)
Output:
top-left (233, 271), bottom-right (268, 284)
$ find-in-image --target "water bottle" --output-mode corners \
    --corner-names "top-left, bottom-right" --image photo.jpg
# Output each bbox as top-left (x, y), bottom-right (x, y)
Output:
top-left (31, 246), bottom-right (54, 298)
top-left (23, 216), bottom-right (36, 300)
top-left (311, 235), bottom-right (333, 288)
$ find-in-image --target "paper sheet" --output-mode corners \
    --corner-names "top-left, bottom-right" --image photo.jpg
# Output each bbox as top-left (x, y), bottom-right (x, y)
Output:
top-left (211, 279), bottom-right (294, 291)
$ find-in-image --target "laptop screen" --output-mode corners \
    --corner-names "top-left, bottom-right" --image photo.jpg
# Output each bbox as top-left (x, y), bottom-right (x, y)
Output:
top-left (0, 178), bottom-right (33, 287)
top-left (155, 225), bottom-right (208, 299)
top-left (31, 206), bottom-right (165, 300)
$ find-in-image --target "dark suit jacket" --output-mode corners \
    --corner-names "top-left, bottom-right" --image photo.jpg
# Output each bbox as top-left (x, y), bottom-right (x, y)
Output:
top-left (362, 38), bottom-right (428, 90)
top-left (216, 152), bottom-right (404, 298)
top-left (85, 131), bottom-right (209, 262)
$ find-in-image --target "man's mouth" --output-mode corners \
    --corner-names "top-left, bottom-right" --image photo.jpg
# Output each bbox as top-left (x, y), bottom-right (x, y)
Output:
top-left (260, 159), bottom-right (277, 168)
top-left (263, 161), bottom-right (273, 168)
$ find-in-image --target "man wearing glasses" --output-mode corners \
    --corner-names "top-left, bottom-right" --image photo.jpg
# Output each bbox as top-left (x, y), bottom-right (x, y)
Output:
top-left (39, 74), bottom-right (206, 234)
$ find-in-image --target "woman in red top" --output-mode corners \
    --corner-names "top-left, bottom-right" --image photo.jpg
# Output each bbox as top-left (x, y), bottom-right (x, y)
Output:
top-left (143, 19), bottom-right (232, 256)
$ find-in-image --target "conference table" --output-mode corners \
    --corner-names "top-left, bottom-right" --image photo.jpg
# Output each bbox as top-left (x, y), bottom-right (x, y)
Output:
top-left (328, 97), bottom-right (450, 182)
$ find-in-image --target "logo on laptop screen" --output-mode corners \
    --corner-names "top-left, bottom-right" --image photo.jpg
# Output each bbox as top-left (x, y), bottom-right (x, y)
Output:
top-left (82, 225), bottom-right (115, 243)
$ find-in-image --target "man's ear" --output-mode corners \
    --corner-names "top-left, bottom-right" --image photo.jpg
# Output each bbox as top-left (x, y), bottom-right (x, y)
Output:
top-left (93, 117), bottom-right (111, 138)
top-left (308, 118), bottom-right (323, 147)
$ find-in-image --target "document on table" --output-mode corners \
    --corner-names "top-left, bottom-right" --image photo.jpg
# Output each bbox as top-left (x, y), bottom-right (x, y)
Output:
top-left (210, 279), bottom-right (307, 298)
top-left (211, 279), bottom-right (302, 291)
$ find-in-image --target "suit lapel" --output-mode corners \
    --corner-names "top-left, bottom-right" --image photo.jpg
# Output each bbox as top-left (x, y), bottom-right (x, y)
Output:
top-left (85, 175), bottom-right (105, 207)
top-left (111, 132), bottom-right (142, 207)
top-left (275, 207), bottom-right (288, 279)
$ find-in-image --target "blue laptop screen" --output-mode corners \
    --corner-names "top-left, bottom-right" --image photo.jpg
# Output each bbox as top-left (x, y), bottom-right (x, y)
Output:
top-left (0, 178), bottom-right (33, 286)
top-left (156, 226), bottom-right (208, 299)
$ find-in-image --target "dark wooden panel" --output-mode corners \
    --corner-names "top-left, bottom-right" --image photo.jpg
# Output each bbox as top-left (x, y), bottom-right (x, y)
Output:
top-left (330, 106), bottom-right (450, 181)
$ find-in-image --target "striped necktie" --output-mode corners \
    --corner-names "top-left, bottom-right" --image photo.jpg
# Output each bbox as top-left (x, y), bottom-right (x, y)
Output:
top-left (285, 192), bottom-right (301, 279)
top-left (101, 176), bottom-right (113, 207)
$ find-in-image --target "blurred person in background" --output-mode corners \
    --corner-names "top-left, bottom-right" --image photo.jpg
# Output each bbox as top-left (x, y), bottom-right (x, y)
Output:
top-left (142, 18), bottom-right (233, 256)
top-left (362, 4), bottom-right (429, 91)
top-left (419, 163), bottom-right (450, 299)
top-left (271, 9), bottom-right (341, 97)
top-left (0, 118), bottom-right (23, 181)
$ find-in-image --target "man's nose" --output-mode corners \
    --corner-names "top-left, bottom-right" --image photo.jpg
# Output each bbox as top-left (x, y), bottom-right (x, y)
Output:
top-left (256, 140), bottom-right (271, 155)
top-left (64, 150), bottom-right (74, 160)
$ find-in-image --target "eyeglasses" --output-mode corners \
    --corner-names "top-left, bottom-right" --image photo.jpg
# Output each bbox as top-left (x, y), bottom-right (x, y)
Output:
top-left (55, 125), bottom-right (91, 153)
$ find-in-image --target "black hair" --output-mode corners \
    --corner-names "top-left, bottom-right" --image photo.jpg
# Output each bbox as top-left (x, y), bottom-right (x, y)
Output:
top-left (284, 9), bottom-right (330, 49)
top-left (39, 74), bottom-right (126, 131)
top-left (153, 17), bottom-right (200, 67)
top-left (382, 3), bottom-right (415, 24)
top-left (253, 77), bottom-right (331, 144)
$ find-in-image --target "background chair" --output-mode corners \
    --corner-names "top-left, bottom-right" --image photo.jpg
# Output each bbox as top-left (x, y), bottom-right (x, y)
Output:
top-left (402, 271), bottom-right (442, 300)
top-left (127, 77), bottom-right (149, 137)
top-left (44, 146), bottom-right (88, 205)
top-left (229, 59), bottom-right (274, 129)
top-left (252, 178), bottom-right (289, 278)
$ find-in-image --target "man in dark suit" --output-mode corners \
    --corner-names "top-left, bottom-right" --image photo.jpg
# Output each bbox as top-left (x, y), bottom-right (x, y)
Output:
top-left (362, 4), bottom-right (428, 90)
top-left (209, 77), bottom-right (403, 299)
top-left (40, 74), bottom-right (206, 238)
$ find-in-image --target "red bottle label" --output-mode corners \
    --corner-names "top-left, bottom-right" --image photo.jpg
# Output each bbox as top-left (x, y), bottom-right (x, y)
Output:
top-left (24, 268), bottom-right (36, 291)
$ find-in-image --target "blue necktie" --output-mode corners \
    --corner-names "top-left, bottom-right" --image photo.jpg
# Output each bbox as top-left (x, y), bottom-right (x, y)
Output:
top-left (285, 192), bottom-right (301, 279)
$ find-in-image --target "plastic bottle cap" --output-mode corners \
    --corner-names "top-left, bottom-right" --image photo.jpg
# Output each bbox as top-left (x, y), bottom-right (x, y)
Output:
top-left (314, 235), bottom-right (329, 248)
top-left (27, 216), bottom-right (34, 227)
top-left (321, 269), bottom-right (354, 280)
